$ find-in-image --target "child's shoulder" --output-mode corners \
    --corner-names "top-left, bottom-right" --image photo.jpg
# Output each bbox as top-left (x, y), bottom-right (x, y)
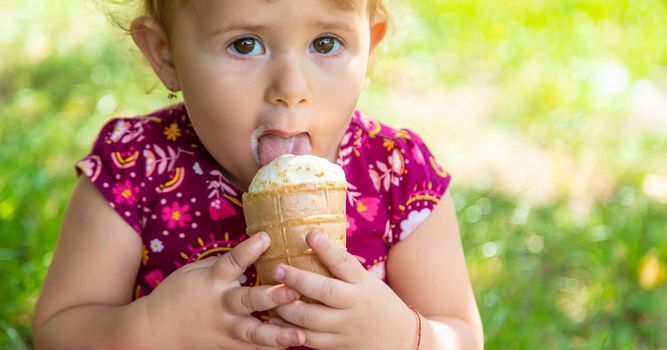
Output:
top-left (344, 109), bottom-right (450, 192)
top-left (76, 103), bottom-right (200, 233)
top-left (346, 110), bottom-right (435, 167)
top-left (351, 110), bottom-right (429, 148)
top-left (346, 110), bottom-right (451, 246)
top-left (96, 103), bottom-right (191, 148)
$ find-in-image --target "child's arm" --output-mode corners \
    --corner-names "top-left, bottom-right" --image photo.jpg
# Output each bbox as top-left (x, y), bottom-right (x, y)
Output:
top-left (386, 191), bottom-right (484, 349)
top-left (31, 177), bottom-right (149, 349)
top-left (32, 177), bottom-right (307, 349)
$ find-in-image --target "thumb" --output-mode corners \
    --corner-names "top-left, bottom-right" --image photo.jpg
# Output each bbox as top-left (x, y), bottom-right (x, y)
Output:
top-left (211, 232), bottom-right (270, 282)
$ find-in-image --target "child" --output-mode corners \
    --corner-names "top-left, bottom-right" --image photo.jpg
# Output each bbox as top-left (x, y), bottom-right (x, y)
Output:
top-left (32, 0), bottom-right (484, 349)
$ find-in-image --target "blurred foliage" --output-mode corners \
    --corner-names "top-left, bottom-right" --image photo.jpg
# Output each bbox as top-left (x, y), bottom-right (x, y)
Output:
top-left (2, 0), bottom-right (667, 349)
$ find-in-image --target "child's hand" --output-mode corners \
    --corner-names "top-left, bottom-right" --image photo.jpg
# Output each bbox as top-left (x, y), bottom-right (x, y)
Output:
top-left (141, 232), bottom-right (307, 349)
top-left (270, 231), bottom-right (416, 350)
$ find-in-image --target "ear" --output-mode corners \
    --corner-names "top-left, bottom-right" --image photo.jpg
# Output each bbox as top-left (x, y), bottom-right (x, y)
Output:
top-left (369, 13), bottom-right (387, 52)
top-left (130, 16), bottom-right (181, 91)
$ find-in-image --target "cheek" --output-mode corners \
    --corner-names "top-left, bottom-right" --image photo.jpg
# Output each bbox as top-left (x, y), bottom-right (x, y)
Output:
top-left (175, 43), bottom-right (264, 104)
top-left (177, 53), bottom-right (262, 134)
top-left (310, 54), bottom-right (368, 148)
top-left (333, 58), bottom-right (367, 108)
top-left (177, 58), bottom-right (260, 178)
top-left (321, 55), bottom-right (366, 109)
top-left (322, 51), bottom-right (368, 82)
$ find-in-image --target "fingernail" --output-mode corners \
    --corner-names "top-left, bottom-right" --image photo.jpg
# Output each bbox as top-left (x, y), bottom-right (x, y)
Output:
top-left (294, 331), bottom-right (305, 345)
top-left (259, 232), bottom-right (270, 244)
top-left (289, 332), bottom-right (300, 345)
top-left (254, 233), bottom-right (269, 249)
top-left (311, 232), bottom-right (321, 244)
top-left (274, 265), bottom-right (286, 280)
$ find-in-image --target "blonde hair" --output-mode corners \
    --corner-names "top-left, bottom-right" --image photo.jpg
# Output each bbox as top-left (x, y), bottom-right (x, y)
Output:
top-left (144, 0), bottom-right (387, 30)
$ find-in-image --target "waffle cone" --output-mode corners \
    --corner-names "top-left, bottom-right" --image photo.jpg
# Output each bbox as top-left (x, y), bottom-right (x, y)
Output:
top-left (242, 182), bottom-right (346, 305)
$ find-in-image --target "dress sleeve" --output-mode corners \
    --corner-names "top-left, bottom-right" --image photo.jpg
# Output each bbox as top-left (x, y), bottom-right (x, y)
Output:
top-left (387, 128), bottom-right (452, 247)
top-left (75, 118), bottom-right (149, 234)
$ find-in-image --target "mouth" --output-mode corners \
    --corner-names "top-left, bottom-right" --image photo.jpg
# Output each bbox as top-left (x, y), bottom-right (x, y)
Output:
top-left (251, 125), bottom-right (312, 167)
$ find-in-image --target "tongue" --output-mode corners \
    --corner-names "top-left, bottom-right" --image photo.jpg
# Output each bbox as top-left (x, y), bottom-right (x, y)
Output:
top-left (258, 133), bottom-right (312, 167)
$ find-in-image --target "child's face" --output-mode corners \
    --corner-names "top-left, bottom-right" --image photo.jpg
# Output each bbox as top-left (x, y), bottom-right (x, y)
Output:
top-left (152, 0), bottom-right (384, 190)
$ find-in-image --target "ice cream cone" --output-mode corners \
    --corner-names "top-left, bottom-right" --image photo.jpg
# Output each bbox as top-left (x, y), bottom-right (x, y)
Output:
top-left (243, 181), bottom-right (347, 302)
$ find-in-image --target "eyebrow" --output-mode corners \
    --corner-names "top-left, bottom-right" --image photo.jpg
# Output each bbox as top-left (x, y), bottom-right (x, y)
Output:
top-left (206, 20), bottom-right (358, 38)
top-left (313, 20), bottom-right (359, 33)
top-left (206, 23), bottom-right (269, 37)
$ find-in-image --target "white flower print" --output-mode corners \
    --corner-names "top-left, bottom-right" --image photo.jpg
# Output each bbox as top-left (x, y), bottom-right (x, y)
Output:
top-left (238, 274), bottom-right (248, 285)
top-left (77, 159), bottom-right (95, 177)
top-left (336, 131), bottom-right (354, 167)
top-left (193, 162), bottom-right (203, 175)
top-left (207, 170), bottom-right (238, 198)
top-left (152, 144), bottom-right (194, 175)
top-left (345, 181), bottom-right (362, 206)
top-left (150, 238), bottom-right (164, 253)
top-left (371, 159), bottom-right (399, 192)
top-left (399, 208), bottom-right (432, 241)
top-left (119, 116), bottom-right (160, 144)
top-left (368, 261), bottom-right (386, 280)
top-left (389, 148), bottom-right (405, 175)
top-left (110, 121), bottom-right (130, 143)
top-left (375, 161), bottom-right (391, 191)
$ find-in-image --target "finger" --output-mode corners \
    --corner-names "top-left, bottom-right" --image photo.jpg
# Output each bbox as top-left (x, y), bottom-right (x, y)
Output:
top-left (224, 284), bottom-right (301, 315)
top-left (232, 316), bottom-right (306, 347)
top-left (268, 316), bottom-right (294, 328)
top-left (212, 232), bottom-right (270, 282)
top-left (300, 329), bottom-right (340, 350)
top-left (272, 263), bottom-right (354, 309)
top-left (306, 231), bottom-right (367, 284)
top-left (274, 300), bottom-right (345, 332)
top-left (179, 255), bottom-right (218, 272)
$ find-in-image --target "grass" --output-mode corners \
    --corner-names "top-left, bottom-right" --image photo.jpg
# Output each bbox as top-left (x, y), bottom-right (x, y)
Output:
top-left (1, 0), bottom-right (666, 348)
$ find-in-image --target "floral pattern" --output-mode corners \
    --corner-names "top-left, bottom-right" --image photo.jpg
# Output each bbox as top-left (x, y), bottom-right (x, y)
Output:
top-left (356, 196), bottom-right (380, 222)
top-left (77, 158), bottom-right (96, 177)
top-left (112, 180), bottom-right (140, 205)
top-left (150, 238), bottom-right (164, 253)
top-left (369, 261), bottom-right (386, 280)
top-left (399, 208), bottom-right (432, 241)
top-left (161, 201), bottom-right (192, 229)
top-left (163, 122), bottom-right (182, 141)
top-left (144, 269), bottom-right (164, 288)
top-left (76, 104), bottom-right (451, 344)
top-left (110, 120), bottom-right (131, 143)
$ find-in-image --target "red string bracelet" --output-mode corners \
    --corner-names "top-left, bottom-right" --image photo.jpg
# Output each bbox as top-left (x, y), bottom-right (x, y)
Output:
top-left (407, 305), bottom-right (422, 350)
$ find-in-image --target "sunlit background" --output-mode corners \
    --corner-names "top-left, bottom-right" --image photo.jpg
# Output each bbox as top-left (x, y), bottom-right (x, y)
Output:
top-left (2, 0), bottom-right (667, 348)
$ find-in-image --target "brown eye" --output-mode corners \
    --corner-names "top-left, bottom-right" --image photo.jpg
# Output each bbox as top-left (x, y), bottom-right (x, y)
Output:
top-left (311, 36), bottom-right (341, 54)
top-left (230, 37), bottom-right (264, 56)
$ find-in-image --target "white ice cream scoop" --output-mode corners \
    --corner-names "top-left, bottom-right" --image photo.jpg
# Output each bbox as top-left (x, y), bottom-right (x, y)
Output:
top-left (249, 154), bottom-right (346, 193)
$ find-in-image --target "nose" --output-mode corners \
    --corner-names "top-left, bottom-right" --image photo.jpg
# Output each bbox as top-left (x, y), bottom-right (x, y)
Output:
top-left (265, 53), bottom-right (311, 108)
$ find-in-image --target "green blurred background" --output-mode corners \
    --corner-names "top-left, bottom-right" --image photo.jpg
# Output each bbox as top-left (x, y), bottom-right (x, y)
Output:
top-left (2, 0), bottom-right (667, 348)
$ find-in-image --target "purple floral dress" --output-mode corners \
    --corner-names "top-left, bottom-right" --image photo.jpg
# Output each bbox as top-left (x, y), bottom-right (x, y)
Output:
top-left (76, 103), bottom-right (451, 349)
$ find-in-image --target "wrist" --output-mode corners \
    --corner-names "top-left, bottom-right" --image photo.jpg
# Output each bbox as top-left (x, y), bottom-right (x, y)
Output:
top-left (103, 297), bottom-right (159, 350)
top-left (405, 305), bottom-right (422, 350)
